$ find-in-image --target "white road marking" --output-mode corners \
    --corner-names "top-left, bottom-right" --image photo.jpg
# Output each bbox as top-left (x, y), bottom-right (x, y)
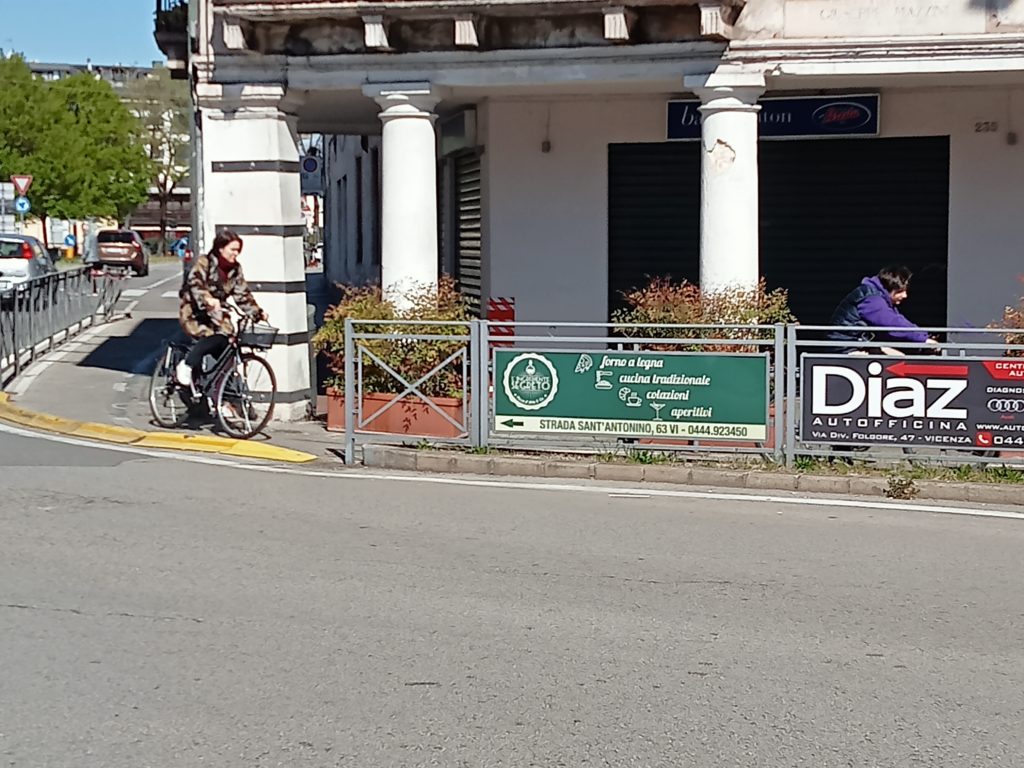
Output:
top-left (142, 271), bottom-right (182, 291)
top-left (1, 420), bottom-right (1023, 522)
top-left (124, 300), bottom-right (140, 314)
top-left (121, 289), bottom-right (147, 298)
top-left (161, 291), bottom-right (179, 299)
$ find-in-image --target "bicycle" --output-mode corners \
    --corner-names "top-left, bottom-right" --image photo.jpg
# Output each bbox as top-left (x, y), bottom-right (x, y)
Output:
top-left (149, 309), bottom-right (279, 439)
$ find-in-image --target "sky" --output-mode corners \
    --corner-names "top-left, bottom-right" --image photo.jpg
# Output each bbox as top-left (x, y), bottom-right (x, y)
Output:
top-left (1, 0), bottom-right (164, 67)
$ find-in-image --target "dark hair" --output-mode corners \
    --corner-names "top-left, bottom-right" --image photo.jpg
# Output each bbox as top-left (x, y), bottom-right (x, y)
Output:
top-left (877, 265), bottom-right (912, 293)
top-left (209, 229), bottom-right (243, 259)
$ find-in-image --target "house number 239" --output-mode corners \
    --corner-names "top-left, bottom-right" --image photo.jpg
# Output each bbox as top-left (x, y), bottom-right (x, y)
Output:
top-left (975, 121), bottom-right (999, 133)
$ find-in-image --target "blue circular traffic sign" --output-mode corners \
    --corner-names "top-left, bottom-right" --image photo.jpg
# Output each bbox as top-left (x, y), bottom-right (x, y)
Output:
top-left (64, 234), bottom-right (77, 247)
top-left (14, 196), bottom-right (30, 214)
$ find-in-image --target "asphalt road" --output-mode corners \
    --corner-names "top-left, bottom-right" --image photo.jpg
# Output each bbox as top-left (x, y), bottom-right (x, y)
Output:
top-left (3, 427), bottom-right (1024, 767)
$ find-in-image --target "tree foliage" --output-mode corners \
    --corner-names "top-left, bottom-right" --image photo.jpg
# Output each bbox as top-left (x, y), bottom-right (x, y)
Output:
top-left (0, 55), bottom-right (153, 227)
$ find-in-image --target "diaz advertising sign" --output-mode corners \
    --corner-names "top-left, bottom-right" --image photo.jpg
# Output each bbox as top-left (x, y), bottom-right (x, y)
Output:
top-left (800, 355), bottom-right (1024, 449)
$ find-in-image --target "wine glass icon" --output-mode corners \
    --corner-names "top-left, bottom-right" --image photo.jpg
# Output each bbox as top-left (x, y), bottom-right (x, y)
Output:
top-left (650, 402), bottom-right (665, 421)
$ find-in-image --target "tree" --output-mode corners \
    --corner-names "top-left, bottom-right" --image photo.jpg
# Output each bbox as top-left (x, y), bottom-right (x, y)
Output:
top-left (0, 56), bottom-right (49, 200)
top-left (123, 67), bottom-right (191, 249)
top-left (0, 55), bottom-right (153, 243)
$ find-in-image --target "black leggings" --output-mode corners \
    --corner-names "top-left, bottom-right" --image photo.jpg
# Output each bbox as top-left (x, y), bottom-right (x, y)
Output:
top-left (185, 334), bottom-right (229, 377)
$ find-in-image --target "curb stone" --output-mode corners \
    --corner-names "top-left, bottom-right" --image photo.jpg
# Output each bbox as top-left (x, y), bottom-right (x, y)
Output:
top-left (544, 461), bottom-right (595, 480)
top-left (0, 392), bottom-right (317, 464)
top-left (364, 445), bottom-right (1024, 507)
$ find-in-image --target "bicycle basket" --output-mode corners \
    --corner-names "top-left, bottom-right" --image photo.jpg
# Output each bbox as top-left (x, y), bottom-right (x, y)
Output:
top-left (238, 322), bottom-right (278, 349)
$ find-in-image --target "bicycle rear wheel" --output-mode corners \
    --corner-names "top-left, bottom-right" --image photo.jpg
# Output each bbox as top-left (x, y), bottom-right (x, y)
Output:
top-left (149, 345), bottom-right (190, 428)
top-left (214, 352), bottom-right (276, 439)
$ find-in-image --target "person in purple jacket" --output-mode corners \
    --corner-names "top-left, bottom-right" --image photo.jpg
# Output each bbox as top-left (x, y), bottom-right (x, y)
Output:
top-left (826, 265), bottom-right (939, 354)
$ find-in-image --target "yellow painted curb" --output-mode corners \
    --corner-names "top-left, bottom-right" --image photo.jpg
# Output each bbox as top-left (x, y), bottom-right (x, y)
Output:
top-left (134, 433), bottom-right (234, 453)
top-left (0, 393), bottom-right (317, 463)
top-left (219, 441), bottom-right (320, 463)
top-left (71, 423), bottom-right (149, 444)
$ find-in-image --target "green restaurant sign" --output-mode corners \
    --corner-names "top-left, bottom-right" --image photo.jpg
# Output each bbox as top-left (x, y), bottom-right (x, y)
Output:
top-left (494, 350), bottom-right (769, 440)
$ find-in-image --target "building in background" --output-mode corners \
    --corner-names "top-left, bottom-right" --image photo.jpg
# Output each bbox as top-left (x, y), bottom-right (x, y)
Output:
top-left (27, 60), bottom-right (156, 88)
top-left (155, 0), bottom-right (1024, 415)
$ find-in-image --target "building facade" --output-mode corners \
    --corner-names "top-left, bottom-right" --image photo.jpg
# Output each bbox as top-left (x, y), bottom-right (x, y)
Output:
top-left (156, 0), bottom-right (1024, 415)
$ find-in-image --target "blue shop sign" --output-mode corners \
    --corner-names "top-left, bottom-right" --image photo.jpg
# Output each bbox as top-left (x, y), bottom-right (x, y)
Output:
top-left (667, 94), bottom-right (879, 140)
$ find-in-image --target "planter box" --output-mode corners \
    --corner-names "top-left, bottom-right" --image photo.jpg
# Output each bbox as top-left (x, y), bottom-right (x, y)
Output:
top-left (326, 389), bottom-right (466, 439)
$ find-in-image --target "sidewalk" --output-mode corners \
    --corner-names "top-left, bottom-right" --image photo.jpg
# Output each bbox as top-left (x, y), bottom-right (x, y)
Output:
top-left (2, 263), bottom-right (342, 464)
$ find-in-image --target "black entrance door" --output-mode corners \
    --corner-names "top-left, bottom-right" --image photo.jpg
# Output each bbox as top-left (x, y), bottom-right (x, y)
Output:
top-left (607, 136), bottom-right (950, 326)
top-left (759, 136), bottom-right (950, 328)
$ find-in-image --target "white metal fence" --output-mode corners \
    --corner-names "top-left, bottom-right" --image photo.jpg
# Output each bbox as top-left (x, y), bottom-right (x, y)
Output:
top-left (1, 269), bottom-right (122, 386)
top-left (339, 319), bottom-right (1024, 469)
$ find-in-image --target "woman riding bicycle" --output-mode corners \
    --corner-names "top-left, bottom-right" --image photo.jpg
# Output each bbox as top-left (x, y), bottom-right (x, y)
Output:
top-left (175, 229), bottom-right (267, 388)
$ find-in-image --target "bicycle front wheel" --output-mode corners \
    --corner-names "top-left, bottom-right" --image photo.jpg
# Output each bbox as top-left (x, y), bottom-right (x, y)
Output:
top-left (214, 352), bottom-right (276, 439)
top-left (149, 345), bottom-right (190, 428)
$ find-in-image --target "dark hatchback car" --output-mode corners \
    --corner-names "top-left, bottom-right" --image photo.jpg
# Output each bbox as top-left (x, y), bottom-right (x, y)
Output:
top-left (96, 229), bottom-right (149, 277)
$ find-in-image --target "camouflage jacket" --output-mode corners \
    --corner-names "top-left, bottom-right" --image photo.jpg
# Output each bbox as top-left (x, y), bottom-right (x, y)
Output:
top-left (178, 252), bottom-right (260, 338)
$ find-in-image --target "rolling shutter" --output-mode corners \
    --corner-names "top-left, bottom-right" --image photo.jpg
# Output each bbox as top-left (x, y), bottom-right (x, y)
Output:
top-left (607, 136), bottom-right (950, 327)
top-left (607, 142), bottom-right (700, 315)
top-left (759, 136), bottom-right (950, 327)
top-left (454, 152), bottom-right (483, 316)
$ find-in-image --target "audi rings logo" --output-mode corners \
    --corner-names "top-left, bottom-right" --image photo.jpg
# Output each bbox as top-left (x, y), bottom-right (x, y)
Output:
top-left (987, 398), bottom-right (1024, 413)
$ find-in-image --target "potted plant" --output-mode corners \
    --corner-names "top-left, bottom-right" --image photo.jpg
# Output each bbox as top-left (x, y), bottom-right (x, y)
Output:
top-left (610, 276), bottom-right (797, 449)
top-left (611, 276), bottom-right (796, 352)
top-left (993, 280), bottom-right (1024, 357)
top-left (312, 277), bottom-right (472, 437)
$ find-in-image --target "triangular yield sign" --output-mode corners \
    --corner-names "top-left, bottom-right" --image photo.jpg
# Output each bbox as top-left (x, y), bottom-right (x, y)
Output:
top-left (10, 175), bottom-right (32, 196)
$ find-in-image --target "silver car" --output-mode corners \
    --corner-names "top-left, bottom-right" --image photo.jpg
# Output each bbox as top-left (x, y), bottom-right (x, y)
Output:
top-left (0, 233), bottom-right (57, 294)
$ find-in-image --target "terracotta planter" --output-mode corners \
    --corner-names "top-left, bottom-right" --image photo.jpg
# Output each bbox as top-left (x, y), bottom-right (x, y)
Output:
top-left (326, 389), bottom-right (466, 439)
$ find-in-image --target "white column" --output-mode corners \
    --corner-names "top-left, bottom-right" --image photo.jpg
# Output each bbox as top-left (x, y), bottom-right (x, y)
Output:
top-left (196, 83), bottom-right (310, 420)
top-left (684, 69), bottom-right (766, 293)
top-left (363, 83), bottom-right (442, 302)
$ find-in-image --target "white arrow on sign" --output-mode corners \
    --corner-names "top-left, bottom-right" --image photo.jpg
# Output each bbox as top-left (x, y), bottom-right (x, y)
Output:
top-left (11, 175), bottom-right (33, 196)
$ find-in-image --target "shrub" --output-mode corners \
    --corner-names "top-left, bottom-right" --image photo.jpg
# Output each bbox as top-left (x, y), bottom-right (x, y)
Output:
top-left (993, 279), bottom-right (1024, 356)
top-left (312, 277), bottom-right (472, 398)
top-left (611, 276), bottom-right (797, 352)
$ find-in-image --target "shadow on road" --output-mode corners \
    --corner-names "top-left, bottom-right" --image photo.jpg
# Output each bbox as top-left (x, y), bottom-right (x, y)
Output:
top-left (77, 318), bottom-right (183, 375)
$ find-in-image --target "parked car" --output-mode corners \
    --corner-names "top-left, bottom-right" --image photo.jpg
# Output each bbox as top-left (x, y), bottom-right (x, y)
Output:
top-left (0, 233), bottom-right (57, 300)
top-left (96, 229), bottom-right (149, 277)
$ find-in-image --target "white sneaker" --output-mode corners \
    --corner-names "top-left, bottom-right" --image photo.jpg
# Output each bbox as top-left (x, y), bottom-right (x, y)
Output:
top-left (175, 360), bottom-right (193, 387)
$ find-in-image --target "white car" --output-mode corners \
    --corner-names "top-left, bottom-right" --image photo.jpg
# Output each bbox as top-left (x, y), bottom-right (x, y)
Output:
top-left (0, 234), bottom-right (57, 295)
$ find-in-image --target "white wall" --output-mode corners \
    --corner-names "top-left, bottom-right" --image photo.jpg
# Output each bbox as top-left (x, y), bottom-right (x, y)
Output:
top-left (883, 88), bottom-right (1024, 330)
top-left (735, 0), bottom-right (1023, 39)
top-left (483, 88), bottom-right (1024, 330)
top-left (484, 97), bottom-right (665, 324)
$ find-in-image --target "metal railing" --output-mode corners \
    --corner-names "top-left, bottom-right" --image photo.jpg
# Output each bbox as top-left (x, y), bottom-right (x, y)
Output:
top-left (1, 269), bottom-right (122, 386)
top-left (342, 319), bottom-right (785, 463)
top-left (339, 319), bottom-right (1024, 470)
top-left (342, 318), bottom-right (475, 464)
